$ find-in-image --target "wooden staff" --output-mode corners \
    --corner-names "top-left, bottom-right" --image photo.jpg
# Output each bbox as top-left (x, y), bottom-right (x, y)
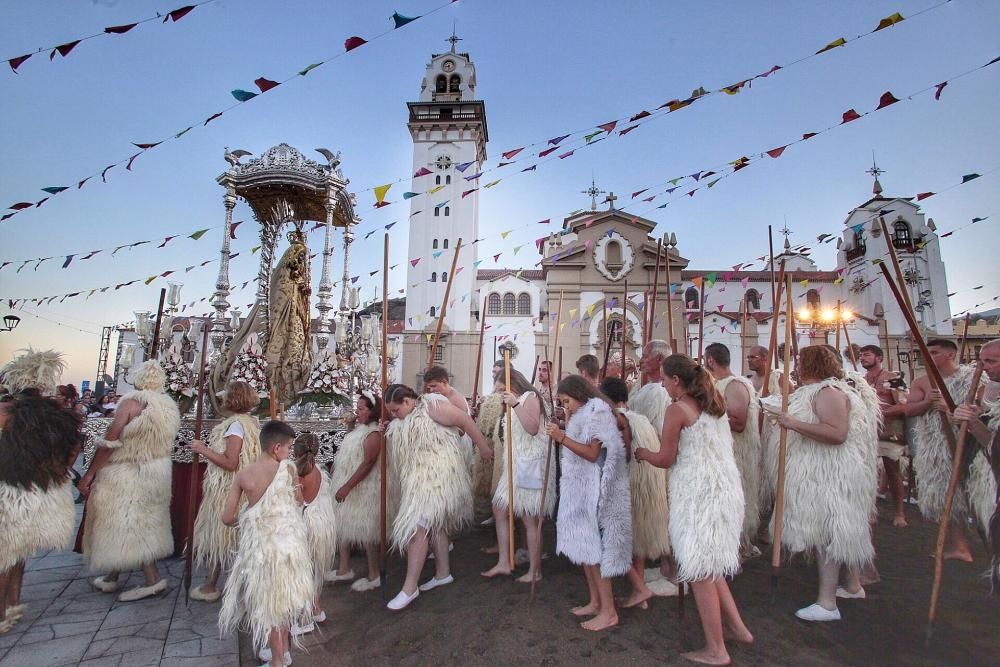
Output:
top-left (622, 279), bottom-right (630, 367)
top-left (530, 354), bottom-right (541, 384)
top-left (664, 237), bottom-right (677, 351)
top-left (379, 234), bottom-right (390, 595)
top-left (768, 225), bottom-right (777, 320)
top-left (649, 238), bottom-right (663, 344)
top-left (958, 313), bottom-right (972, 364)
top-left (182, 325), bottom-right (211, 606)
top-left (697, 279), bottom-right (706, 362)
top-left (928, 359), bottom-right (983, 640)
top-left (841, 318), bottom-right (858, 371)
top-left (740, 299), bottom-right (748, 376)
top-left (269, 389), bottom-right (276, 421)
top-left (761, 260), bottom-right (787, 398)
top-left (600, 295), bottom-right (610, 380)
top-left (771, 273), bottom-right (794, 596)
top-left (148, 287), bottom-right (168, 359)
top-left (835, 300), bottom-right (842, 351)
top-left (470, 294), bottom-right (489, 409)
top-left (503, 350), bottom-right (516, 568)
top-left (427, 238), bottom-right (463, 369)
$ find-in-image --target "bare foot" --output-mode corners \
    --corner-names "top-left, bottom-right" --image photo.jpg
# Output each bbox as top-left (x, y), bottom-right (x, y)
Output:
top-left (480, 545), bottom-right (499, 555)
top-left (681, 648), bottom-right (731, 665)
top-left (480, 564), bottom-right (512, 578)
top-left (622, 588), bottom-right (653, 609)
top-left (942, 548), bottom-right (973, 562)
top-left (570, 603), bottom-right (599, 617)
top-left (723, 625), bottom-right (754, 644)
top-left (515, 572), bottom-right (541, 584)
top-left (581, 613), bottom-right (618, 631)
top-left (892, 515), bottom-right (908, 527)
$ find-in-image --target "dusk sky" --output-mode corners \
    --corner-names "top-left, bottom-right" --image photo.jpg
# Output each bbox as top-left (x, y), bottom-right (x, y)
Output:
top-left (2, 0), bottom-right (998, 385)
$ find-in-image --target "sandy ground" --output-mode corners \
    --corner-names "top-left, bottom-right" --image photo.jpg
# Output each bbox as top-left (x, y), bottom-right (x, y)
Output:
top-left (241, 499), bottom-right (1000, 666)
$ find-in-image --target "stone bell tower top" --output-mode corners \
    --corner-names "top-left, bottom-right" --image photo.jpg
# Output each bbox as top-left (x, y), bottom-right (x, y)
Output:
top-left (418, 30), bottom-right (478, 103)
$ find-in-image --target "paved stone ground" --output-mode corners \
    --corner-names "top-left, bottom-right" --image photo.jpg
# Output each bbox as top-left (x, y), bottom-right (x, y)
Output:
top-left (0, 507), bottom-right (239, 667)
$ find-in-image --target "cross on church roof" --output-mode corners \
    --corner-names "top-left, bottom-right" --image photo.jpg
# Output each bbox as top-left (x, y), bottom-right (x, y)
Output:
top-left (581, 177), bottom-right (606, 211)
top-left (866, 152), bottom-right (885, 196)
top-left (604, 192), bottom-right (618, 210)
top-left (447, 24), bottom-right (462, 54)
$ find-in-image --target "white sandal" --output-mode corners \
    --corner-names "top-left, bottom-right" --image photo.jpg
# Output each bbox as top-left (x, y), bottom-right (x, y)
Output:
top-left (118, 579), bottom-right (167, 602)
top-left (92, 576), bottom-right (118, 593)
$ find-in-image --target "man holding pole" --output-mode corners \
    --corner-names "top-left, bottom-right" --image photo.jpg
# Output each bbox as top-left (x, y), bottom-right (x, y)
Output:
top-left (858, 345), bottom-right (908, 527)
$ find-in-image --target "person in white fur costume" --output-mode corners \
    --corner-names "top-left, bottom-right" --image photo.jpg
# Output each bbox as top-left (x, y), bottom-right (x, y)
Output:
top-left (80, 359), bottom-right (179, 602)
top-left (705, 343), bottom-right (763, 556)
top-left (762, 345), bottom-right (880, 623)
top-left (328, 391), bottom-right (383, 592)
top-left (545, 375), bottom-right (631, 632)
top-left (482, 369), bottom-right (555, 583)
top-left (636, 354), bottom-right (750, 664)
top-left (0, 349), bottom-right (80, 634)
top-left (382, 384), bottom-right (492, 611)
top-left (220, 420), bottom-right (312, 667)
top-left (189, 380), bottom-right (262, 602)
top-left (601, 376), bottom-right (669, 610)
top-left (905, 338), bottom-right (991, 562)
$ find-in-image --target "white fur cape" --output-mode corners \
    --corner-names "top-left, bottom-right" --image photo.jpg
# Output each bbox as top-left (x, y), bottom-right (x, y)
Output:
top-left (193, 413), bottom-right (261, 572)
top-left (629, 382), bottom-right (669, 433)
top-left (83, 389), bottom-right (179, 572)
top-left (493, 392), bottom-right (556, 519)
top-left (303, 470), bottom-right (338, 598)
top-left (765, 379), bottom-right (880, 569)
top-left (716, 375), bottom-right (762, 543)
top-left (474, 392), bottom-right (505, 501)
top-left (219, 462), bottom-right (313, 651)
top-left (330, 422), bottom-right (381, 548)
top-left (620, 409), bottom-right (671, 560)
top-left (556, 398), bottom-right (632, 578)
top-left (0, 480), bottom-right (75, 571)
top-left (387, 394), bottom-right (473, 550)
top-left (669, 412), bottom-right (744, 581)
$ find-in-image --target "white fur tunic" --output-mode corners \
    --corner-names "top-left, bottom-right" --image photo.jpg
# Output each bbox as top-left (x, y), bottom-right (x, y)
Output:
top-left (765, 379), bottom-right (880, 569)
top-left (387, 394), bottom-right (473, 550)
top-left (556, 398), bottom-right (632, 578)
top-left (620, 409), bottom-right (671, 560)
top-left (0, 480), bottom-right (75, 571)
top-left (493, 392), bottom-right (556, 519)
top-left (303, 470), bottom-right (337, 597)
top-left (913, 366), bottom-right (994, 531)
top-left (193, 414), bottom-right (261, 572)
top-left (219, 462), bottom-right (313, 651)
top-left (330, 422), bottom-right (381, 548)
top-left (716, 375), bottom-right (762, 543)
top-left (83, 389), bottom-right (179, 572)
top-left (669, 412), bottom-right (744, 582)
top-left (629, 382), bottom-right (669, 433)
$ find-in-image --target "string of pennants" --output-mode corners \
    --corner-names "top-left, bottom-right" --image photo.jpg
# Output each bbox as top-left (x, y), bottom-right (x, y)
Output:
top-left (2, 2), bottom-right (946, 224)
top-left (1, 2), bottom-right (454, 222)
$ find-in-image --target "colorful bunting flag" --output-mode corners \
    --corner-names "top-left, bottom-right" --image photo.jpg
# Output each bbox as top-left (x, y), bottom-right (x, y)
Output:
top-left (392, 11), bottom-right (420, 28)
top-left (344, 36), bottom-right (367, 52)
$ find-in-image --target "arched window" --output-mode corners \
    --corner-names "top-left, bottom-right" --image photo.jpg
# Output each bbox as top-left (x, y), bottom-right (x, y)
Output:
top-left (444, 206), bottom-right (450, 217)
top-left (435, 75), bottom-right (447, 93)
top-left (745, 288), bottom-right (761, 312)
top-left (502, 293), bottom-right (516, 315)
top-left (430, 306), bottom-right (436, 317)
top-left (517, 293), bottom-right (531, 315)
top-left (432, 239), bottom-right (439, 249)
top-left (434, 208), bottom-right (440, 217)
top-left (893, 220), bottom-right (912, 248)
top-left (607, 319), bottom-right (624, 344)
top-left (685, 286), bottom-right (700, 309)
top-left (431, 272), bottom-right (437, 282)
top-left (445, 175), bottom-right (452, 185)
top-left (443, 239), bottom-right (449, 249)
top-left (806, 289), bottom-right (821, 309)
top-left (441, 271), bottom-right (448, 283)
top-left (449, 74), bottom-right (461, 92)
top-left (606, 240), bottom-right (623, 270)
top-left (487, 293), bottom-right (502, 315)
top-left (435, 175), bottom-right (441, 185)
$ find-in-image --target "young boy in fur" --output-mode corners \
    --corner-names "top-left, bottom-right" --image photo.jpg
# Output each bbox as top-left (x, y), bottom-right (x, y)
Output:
top-left (219, 421), bottom-right (313, 667)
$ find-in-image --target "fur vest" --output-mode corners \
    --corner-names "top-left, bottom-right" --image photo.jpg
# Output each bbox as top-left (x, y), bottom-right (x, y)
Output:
top-left (620, 408), bottom-right (671, 560)
top-left (303, 470), bottom-right (338, 597)
top-left (629, 382), bottom-right (669, 434)
top-left (330, 422), bottom-right (381, 547)
top-left (102, 389), bottom-right (180, 464)
top-left (716, 375), bottom-right (762, 542)
top-left (493, 392), bottom-right (556, 518)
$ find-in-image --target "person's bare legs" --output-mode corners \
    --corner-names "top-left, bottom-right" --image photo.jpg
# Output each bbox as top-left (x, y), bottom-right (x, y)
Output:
top-left (482, 504), bottom-right (512, 577)
top-left (816, 556), bottom-right (840, 611)
top-left (268, 626), bottom-right (287, 666)
top-left (842, 566), bottom-right (863, 595)
top-left (623, 557), bottom-right (653, 608)
top-left (942, 521), bottom-right (973, 561)
top-left (429, 529), bottom-right (451, 581)
top-left (365, 545), bottom-right (380, 582)
top-left (884, 458), bottom-right (907, 527)
top-left (7, 561), bottom-right (25, 608)
top-left (581, 571), bottom-right (618, 631)
top-left (141, 562), bottom-right (161, 587)
top-left (516, 515), bottom-right (543, 583)
top-left (683, 579), bottom-right (730, 665)
top-left (200, 564), bottom-right (222, 594)
top-left (400, 528), bottom-right (430, 595)
top-left (571, 565), bottom-right (600, 616)
top-left (336, 545), bottom-right (353, 576)
top-left (716, 579), bottom-right (752, 643)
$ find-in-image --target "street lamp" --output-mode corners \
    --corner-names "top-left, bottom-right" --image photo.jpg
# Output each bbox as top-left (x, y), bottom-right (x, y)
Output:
top-left (0, 315), bottom-right (20, 332)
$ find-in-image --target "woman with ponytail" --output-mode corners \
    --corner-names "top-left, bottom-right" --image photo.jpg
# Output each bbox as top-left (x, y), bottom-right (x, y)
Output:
top-left (635, 354), bottom-right (750, 664)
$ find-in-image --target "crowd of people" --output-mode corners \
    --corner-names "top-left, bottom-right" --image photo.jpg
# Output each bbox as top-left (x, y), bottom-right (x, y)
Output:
top-left (56, 383), bottom-right (119, 418)
top-left (1, 336), bottom-right (998, 666)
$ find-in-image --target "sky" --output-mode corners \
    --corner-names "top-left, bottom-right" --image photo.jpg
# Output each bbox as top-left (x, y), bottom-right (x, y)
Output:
top-left (2, 0), bottom-right (998, 386)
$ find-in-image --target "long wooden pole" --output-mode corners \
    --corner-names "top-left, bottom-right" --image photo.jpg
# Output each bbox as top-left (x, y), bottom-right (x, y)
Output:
top-left (768, 225), bottom-right (777, 319)
top-left (879, 218), bottom-right (917, 320)
top-left (835, 300), bottom-right (842, 351)
top-left (761, 260), bottom-right (787, 398)
top-left (149, 287), bottom-right (167, 360)
top-left (697, 279), bottom-right (705, 361)
top-left (470, 294), bottom-right (489, 408)
top-left (600, 295), bottom-right (609, 379)
top-left (530, 355), bottom-right (541, 384)
top-left (664, 238), bottom-right (677, 351)
top-left (379, 234), bottom-right (390, 595)
top-left (182, 325), bottom-right (210, 606)
top-left (427, 238), bottom-right (463, 369)
top-left (537, 291), bottom-right (564, 519)
top-left (649, 238), bottom-right (663, 344)
top-left (841, 318), bottom-right (858, 371)
top-left (503, 350), bottom-right (516, 568)
top-left (770, 273), bottom-right (794, 594)
top-left (622, 279), bottom-right (630, 368)
top-left (958, 313), bottom-right (972, 364)
top-left (740, 300), bottom-right (748, 376)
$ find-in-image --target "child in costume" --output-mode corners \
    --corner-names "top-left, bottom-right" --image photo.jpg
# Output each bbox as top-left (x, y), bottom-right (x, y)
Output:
top-left (293, 432), bottom-right (336, 635)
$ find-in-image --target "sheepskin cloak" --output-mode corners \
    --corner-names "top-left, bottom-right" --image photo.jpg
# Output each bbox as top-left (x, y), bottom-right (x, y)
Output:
top-left (765, 379), bottom-right (880, 569)
top-left (330, 422), bottom-right (380, 548)
top-left (629, 382), bottom-right (669, 433)
top-left (1, 480), bottom-right (75, 571)
top-left (716, 375), bottom-right (762, 543)
top-left (556, 398), bottom-right (632, 578)
top-left (474, 392), bottom-right (505, 501)
top-left (83, 388), bottom-right (179, 572)
top-left (387, 394), bottom-right (473, 550)
top-left (219, 461), bottom-right (312, 651)
top-left (193, 414), bottom-right (261, 572)
top-left (669, 411), bottom-right (744, 581)
top-left (303, 469), bottom-right (337, 598)
top-left (913, 365), bottom-right (994, 532)
top-left (619, 408), bottom-right (671, 560)
top-left (493, 392), bottom-right (556, 519)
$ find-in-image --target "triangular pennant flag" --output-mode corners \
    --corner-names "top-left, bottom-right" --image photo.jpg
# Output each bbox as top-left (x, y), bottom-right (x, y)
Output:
top-left (231, 89), bottom-right (258, 102)
top-left (800, 279), bottom-right (809, 288)
top-left (501, 230), bottom-right (512, 239)
top-left (463, 172), bottom-right (483, 181)
top-left (502, 147), bottom-right (524, 160)
top-left (428, 185), bottom-right (445, 194)
top-left (841, 109), bottom-right (861, 123)
top-left (915, 192), bottom-right (934, 201)
top-left (298, 62), bottom-right (322, 76)
top-left (934, 81), bottom-right (948, 100)
top-left (493, 253), bottom-right (502, 262)
top-left (8, 54), bottom-right (31, 72)
top-left (584, 131), bottom-right (602, 143)
top-left (158, 236), bottom-right (177, 248)
top-left (483, 179), bottom-right (501, 188)
top-left (166, 5), bottom-right (195, 22)
top-left (410, 258), bottom-right (421, 267)
top-left (704, 272), bottom-right (717, 288)
top-left (255, 77), bottom-right (280, 93)
top-left (538, 146), bottom-right (558, 158)
top-left (548, 134), bottom-right (570, 145)
top-left (434, 200), bottom-right (450, 209)
top-left (521, 165), bottom-right (537, 172)
top-left (344, 36), bottom-right (367, 51)
top-left (204, 112), bottom-right (223, 125)
top-left (456, 161), bottom-right (475, 172)
top-left (433, 251), bottom-right (443, 258)
top-left (374, 183), bottom-right (392, 205)
top-left (631, 189), bottom-right (648, 199)
top-left (392, 11), bottom-right (420, 28)
top-left (630, 110), bottom-right (651, 122)
top-left (558, 150), bottom-right (575, 159)
top-left (619, 125), bottom-right (639, 136)
top-left (62, 255), bottom-right (75, 269)
top-left (598, 120), bottom-right (617, 133)
top-left (50, 40), bottom-right (81, 60)
top-left (691, 277), bottom-right (703, 289)
top-left (105, 22), bottom-right (138, 34)
top-left (414, 167), bottom-right (432, 177)
top-left (766, 145), bottom-right (787, 159)
top-left (41, 186), bottom-right (68, 194)
top-left (816, 37), bottom-right (846, 54)
top-left (403, 191), bottom-right (419, 199)
top-left (876, 91), bottom-right (899, 109)
top-left (874, 12), bottom-right (904, 31)
top-left (961, 173), bottom-right (981, 183)
top-left (230, 221), bottom-right (244, 239)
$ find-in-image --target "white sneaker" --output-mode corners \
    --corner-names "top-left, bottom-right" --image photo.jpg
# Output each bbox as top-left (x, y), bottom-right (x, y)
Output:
top-left (643, 568), bottom-right (664, 584)
top-left (514, 548), bottom-right (529, 566)
top-left (418, 574), bottom-right (454, 592)
top-left (313, 610), bottom-right (327, 623)
top-left (350, 577), bottom-right (381, 592)
top-left (188, 585), bottom-right (222, 602)
top-left (258, 647), bottom-right (291, 664)
top-left (386, 589), bottom-right (419, 611)
top-left (647, 578), bottom-right (679, 597)
top-left (118, 579), bottom-right (167, 602)
top-left (835, 586), bottom-right (866, 599)
top-left (795, 603), bottom-right (841, 622)
top-left (92, 576), bottom-right (118, 593)
top-left (324, 569), bottom-right (355, 583)
top-left (290, 621), bottom-right (314, 636)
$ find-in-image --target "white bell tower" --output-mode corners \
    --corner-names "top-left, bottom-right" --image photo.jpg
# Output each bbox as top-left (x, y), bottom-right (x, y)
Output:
top-left (404, 32), bottom-right (488, 334)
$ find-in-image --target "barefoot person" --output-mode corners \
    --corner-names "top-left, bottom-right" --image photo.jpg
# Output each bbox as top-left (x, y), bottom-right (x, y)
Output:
top-left (762, 346), bottom-right (880, 622)
top-left (383, 384), bottom-right (492, 611)
top-left (601, 377), bottom-right (669, 610)
top-left (190, 381), bottom-right (262, 601)
top-left (705, 343), bottom-right (763, 556)
top-left (0, 350), bottom-right (79, 634)
top-left (545, 375), bottom-right (631, 632)
top-left (219, 421), bottom-right (313, 667)
top-left (859, 345), bottom-right (909, 527)
top-left (293, 432), bottom-right (336, 636)
top-left (905, 339), bottom-right (989, 561)
top-left (329, 391), bottom-right (383, 592)
top-left (636, 354), bottom-right (750, 664)
top-left (81, 359), bottom-right (179, 602)
top-left (482, 369), bottom-right (555, 583)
